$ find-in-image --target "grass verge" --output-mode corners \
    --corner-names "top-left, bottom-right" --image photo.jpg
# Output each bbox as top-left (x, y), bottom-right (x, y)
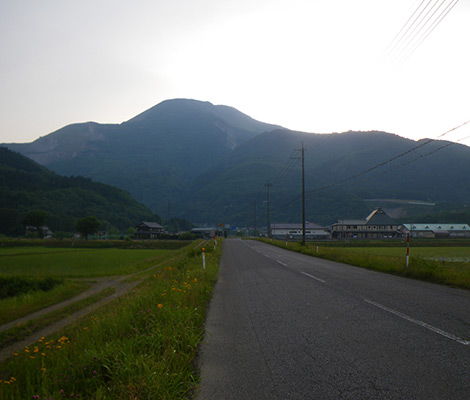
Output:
top-left (0, 287), bottom-right (116, 349)
top-left (0, 281), bottom-right (90, 325)
top-left (260, 239), bottom-right (470, 290)
top-left (0, 240), bottom-right (221, 399)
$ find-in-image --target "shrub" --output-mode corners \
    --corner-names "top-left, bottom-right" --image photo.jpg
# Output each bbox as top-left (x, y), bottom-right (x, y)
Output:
top-left (0, 277), bottom-right (63, 299)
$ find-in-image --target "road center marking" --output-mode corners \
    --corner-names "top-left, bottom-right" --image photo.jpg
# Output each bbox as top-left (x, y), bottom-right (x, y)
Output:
top-left (364, 299), bottom-right (470, 346)
top-left (277, 260), bottom-right (287, 266)
top-left (300, 271), bottom-right (326, 283)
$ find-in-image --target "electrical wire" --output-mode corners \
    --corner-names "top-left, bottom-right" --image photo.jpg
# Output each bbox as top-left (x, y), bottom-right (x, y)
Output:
top-left (374, 133), bottom-right (470, 177)
top-left (382, 0), bottom-right (460, 66)
top-left (268, 120), bottom-right (470, 214)
top-left (383, 0), bottom-right (436, 64)
top-left (397, 0), bottom-right (460, 67)
top-left (391, 0), bottom-right (448, 66)
top-left (383, 0), bottom-right (427, 56)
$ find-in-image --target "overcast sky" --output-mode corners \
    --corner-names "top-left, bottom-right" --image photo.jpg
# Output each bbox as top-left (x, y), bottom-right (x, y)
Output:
top-left (1, 0), bottom-right (469, 144)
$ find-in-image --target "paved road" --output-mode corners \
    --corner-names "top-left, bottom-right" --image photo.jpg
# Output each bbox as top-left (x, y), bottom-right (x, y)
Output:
top-left (197, 239), bottom-right (470, 399)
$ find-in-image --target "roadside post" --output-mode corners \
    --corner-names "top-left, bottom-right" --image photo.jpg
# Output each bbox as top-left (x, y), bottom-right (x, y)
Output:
top-left (202, 247), bottom-right (206, 269)
top-left (406, 233), bottom-right (410, 267)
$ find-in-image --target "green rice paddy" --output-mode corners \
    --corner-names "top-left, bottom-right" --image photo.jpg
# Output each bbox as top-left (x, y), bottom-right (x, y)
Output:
top-left (0, 247), bottom-right (173, 277)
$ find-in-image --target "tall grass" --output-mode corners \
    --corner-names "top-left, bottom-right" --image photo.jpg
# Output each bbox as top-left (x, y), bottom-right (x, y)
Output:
top-left (0, 287), bottom-right (115, 349)
top-left (0, 240), bottom-right (221, 399)
top-left (0, 281), bottom-right (90, 325)
top-left (262, 239), bottom-right (470, 289)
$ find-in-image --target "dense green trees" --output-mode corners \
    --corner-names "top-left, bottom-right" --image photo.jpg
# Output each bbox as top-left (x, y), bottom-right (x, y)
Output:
top-left (22, 210), bottom-right (50, 237)
top-left (75, 216), bottom-right (101, 239)
top-left (0, 147), bottom-right (160, 237)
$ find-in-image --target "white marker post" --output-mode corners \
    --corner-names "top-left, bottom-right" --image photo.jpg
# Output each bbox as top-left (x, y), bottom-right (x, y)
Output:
top-left (202, 247), bottom-right (206, 270)
top-left (406, 234), bottom-right (410, 267)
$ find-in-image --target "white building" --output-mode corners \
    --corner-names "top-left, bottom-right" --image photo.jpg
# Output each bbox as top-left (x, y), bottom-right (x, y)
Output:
top-left (270, 223), bottom-right (330, 240)
top-left (402, 224), bottom-right (470, 238)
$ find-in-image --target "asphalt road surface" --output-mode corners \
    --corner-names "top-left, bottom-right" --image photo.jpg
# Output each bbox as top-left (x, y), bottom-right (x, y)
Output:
top-left (197, 239), bottom-right (469, 399)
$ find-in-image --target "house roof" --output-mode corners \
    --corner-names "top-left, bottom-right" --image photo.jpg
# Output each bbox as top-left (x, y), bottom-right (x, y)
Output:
top-left (191, 227), bottom-right (215, 232)
top-left (333, 208), bottom-right (397, 226)
top-left (271, 223), bottom-right (326, 230)
top-left (333, 219), bottom-right (365, 226)
top-left (139, 221), bottom-right (164, 229)
top-left (365, 208), bottom-right (396, 225)
top-left (403, 223), bottom-right (470, 232)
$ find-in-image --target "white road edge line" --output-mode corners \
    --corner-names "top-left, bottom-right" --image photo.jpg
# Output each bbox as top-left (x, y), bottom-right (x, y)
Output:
top-left (300, 271), bottom-right (326, 283)
top-left (364, 299), bottom-right (470, 346)
top-left (277, 260), bottom-right (287, 266)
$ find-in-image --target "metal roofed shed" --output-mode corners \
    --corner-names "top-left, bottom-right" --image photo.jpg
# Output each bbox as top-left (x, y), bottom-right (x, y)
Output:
top-left (402, 224), bottom-right (470, 238)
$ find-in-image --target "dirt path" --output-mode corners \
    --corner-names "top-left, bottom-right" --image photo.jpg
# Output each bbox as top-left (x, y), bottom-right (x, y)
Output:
top-left (0, 257), bottom-right (175, 364)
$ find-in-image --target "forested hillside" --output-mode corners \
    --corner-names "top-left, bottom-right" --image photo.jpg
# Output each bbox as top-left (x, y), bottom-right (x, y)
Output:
top-left (0, 147), bottom-right (159, 236)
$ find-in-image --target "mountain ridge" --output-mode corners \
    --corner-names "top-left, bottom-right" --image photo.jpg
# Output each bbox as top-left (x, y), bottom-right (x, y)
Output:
top-left (3, 99), bottom-right (470, 226)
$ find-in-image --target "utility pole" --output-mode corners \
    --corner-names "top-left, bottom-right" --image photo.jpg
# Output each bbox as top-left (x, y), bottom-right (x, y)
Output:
top-left (265, 181), bottom-right (272, 238)
top-left (301, 142), bottom-right (306, 246)
top-left (253, 200), bottom-right (257, 237)
top-left (293, 143), bottom-right (307, 245)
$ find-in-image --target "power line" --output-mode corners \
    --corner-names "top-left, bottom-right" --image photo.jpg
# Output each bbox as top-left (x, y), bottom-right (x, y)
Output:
top-left (392, 0), bottom-right (448, 65)
top-left (397, 0), bottom-right (460, 67)
top-left (382, 0), bottom-right (460, 66)
top-left (269, 120), bottom-right (469, 213)
top-left (383, 0), bottom-right (427, 55)
top-left (389, 0), bottom-right (438, 62)
top-left (271, 149), bottom-right (301, 186)
top-left (305, 120), bottom-right (469, 195)
top-left (374, 132), bottom-right (470, 178)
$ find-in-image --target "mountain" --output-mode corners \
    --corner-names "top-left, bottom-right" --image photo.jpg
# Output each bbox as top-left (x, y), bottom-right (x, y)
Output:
top-left (6, 99), bottom-right (281, 216)
top-left (0, 147), bottom-right (159, 236)
top-left (180, 129), bottom-right (470, 225)
top-left (4, 99), bottom-right (470, 226)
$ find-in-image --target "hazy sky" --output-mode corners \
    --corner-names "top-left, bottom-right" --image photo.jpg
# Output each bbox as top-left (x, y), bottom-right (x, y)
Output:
top-left (1, 0), bottom-right (469, 144)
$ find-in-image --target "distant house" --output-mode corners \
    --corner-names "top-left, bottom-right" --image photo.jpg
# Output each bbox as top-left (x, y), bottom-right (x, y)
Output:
top-left (402, 223), bottom-right (470, 238)
top-left (25, 225), bottom-right (53, 239)
top-left (191, 227), bottom-right (216, 238)
top-left (332, 208), bottom-right (401, 239)
top-left (135, 222), bottom-right (165, 239)
top-left (271, 223), bottom-right (330, 240)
